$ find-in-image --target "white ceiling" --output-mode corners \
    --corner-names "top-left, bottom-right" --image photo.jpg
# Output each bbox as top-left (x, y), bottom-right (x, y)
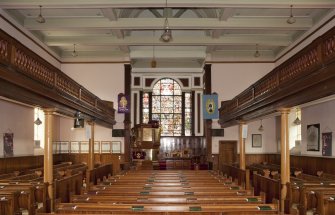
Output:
top-left (1, 0), bottom-right (335, 68)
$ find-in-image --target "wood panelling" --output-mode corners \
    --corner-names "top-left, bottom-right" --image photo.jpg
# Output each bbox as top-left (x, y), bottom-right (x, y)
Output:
top-left (134, 77), bottom-right (140, 86)
top-left (145, 78), bottom-right (155, 87)
top-left (194, 77), bottom-right (200, 86)
top-left (0, 155), bottom-right (63, 174)
top-left (56, 154), bottom-right (125, 175)
top-left (219, 26), bottom-right (335, 127)
top-left (237, 153), bottom-right (335, 176)
top-left (178, 78), bottom-right (189, 87)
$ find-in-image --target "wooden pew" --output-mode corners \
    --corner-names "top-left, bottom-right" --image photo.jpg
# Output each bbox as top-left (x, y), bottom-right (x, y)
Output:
top-left (54, 172), bottom-right (83, 203)
top-left (222, 164), bottom-right (250, 189)
top-left (53, 202), bottom-right (279, 214)
top-left (316, 190), bottom-right (335, 215)
top-left (0, 190), bottom-right (20, 215)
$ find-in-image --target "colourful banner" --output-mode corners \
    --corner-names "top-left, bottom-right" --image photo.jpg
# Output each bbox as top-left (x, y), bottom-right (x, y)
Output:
top-left (118, 93), bottom-right (130, 113)
top-left (202, 94), bottom-right (219, 119)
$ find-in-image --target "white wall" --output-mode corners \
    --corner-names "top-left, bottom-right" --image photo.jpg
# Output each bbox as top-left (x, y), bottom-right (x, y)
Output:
top-left (0, 99), bottom-right (34, 156)
top-left (61, 63), bottom-right (125, 128)
top-left (211, 63), bottom-right (275, 154)
top-left (243, 118), bottom-right (277, 154)
top-left (301, 99), bottom-right (335, 157)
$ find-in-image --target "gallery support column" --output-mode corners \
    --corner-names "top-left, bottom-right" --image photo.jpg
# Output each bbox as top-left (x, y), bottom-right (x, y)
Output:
top-left (279, 108), bottom-right (290, 212)
top-left (239, 122), bottom-right (246, 170)
top-left (87, 121), bottom-right (95, 188)
top-left (43, 109), bottom-right (54, 212)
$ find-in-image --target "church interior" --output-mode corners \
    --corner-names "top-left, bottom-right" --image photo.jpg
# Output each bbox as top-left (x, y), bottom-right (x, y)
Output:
top-left (1, 1), bottom-right (335, 214)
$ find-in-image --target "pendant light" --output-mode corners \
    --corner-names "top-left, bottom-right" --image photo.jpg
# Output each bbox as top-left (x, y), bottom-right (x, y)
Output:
top-left (258, 120), bottom-right (264, 132)
top-left (287, 5), bottom-right (296, 24)
top-left (36, 5), bottom-right (46, 23)
top-left (160, 0), bottom-right (172, 42)
top-left (254, 44), bottom-right (260, 58)
top-left (72, 44), bottom-right (78, 57)
top-left (293, 108), bottom-right (301, 125)
top-left (34, 108), bottom-right (42, 125)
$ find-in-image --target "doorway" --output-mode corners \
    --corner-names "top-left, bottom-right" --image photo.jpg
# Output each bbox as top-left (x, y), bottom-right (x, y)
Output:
top-left (218, 141), bottom-right (237, 169)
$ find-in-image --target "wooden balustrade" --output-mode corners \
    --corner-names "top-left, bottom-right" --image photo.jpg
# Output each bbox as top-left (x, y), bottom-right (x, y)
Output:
top-left (219, 26), bottom-right (335, 126)
top-left (0, 29), bottom-right (115, 127)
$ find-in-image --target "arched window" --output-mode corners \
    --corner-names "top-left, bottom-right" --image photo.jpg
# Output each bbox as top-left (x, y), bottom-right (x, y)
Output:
top-left (142, 78), bottom-right (192, 136)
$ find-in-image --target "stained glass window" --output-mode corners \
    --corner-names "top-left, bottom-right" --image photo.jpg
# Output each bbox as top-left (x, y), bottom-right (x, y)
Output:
top-left (142, 78), bottom-right (192, 136)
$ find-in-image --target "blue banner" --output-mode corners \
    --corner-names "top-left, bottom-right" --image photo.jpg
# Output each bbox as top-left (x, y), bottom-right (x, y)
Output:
top-left (203, 94), bottom-right (219, 119)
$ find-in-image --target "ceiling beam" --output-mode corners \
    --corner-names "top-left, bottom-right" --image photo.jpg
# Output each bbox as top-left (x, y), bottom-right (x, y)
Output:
top-left (218, 8), bottom-right (235, 21)
top-left (24, 17), bottom-right (312, 30)
top-left (101, 8), bottom-right (124, 39)
top-left (149, 9), bottom-right (162, 18)
top-left (1, 0), bottom-right (335, 9)
top-left (44, 34), bottom-right (291, 46)
top-left (174, 9), bottom-right (187, 18)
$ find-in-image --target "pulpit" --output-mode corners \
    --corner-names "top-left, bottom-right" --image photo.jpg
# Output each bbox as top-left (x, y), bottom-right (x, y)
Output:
top-left (131, 123), bottom-right (161, 169)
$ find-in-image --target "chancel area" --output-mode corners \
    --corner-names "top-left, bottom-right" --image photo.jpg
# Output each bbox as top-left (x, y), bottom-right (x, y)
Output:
top-left (1, 1), bottom-right (335, 214)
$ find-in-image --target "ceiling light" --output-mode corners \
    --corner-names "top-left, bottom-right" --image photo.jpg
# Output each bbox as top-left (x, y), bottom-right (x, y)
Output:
top-left (258, 120), bottom-right (264, 132)
top-left (160, 0), bottom-right (172, 42)
top-left (287, 5), bottom-right (296, 24)
top-left (36, 5), bottom-right (45, 23)
top-left (254, 44), bottom-right (260, 58)
top-left (72, 44), bottom-right (78, 57)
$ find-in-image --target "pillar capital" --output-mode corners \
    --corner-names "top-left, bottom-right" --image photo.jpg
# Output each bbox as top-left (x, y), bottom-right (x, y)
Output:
top-left (277, 108), bottom-right (290, 114)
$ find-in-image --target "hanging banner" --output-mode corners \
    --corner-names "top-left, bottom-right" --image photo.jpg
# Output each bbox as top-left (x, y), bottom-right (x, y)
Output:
top-left (202, 94), bottom-right (219, 119)
top-left (3, 132), bottom-right (14, 157)
top-left (322, 132), bottom-right (332, 156)
top-left (117, 93), bottom-right (130, 113)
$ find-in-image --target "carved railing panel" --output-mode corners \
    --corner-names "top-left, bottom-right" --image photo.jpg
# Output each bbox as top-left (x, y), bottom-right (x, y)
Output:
top-left (237, 89), bottom-right (253, 107)
top-left (80, 89), bottom-right (96, 107)
top-left (322, 28), bottom-right (335, 64)
top-left (0, 35), bottom-right (10, 65)
top-left (0, 29), bottom-right (115, 125)
top-left (55, 72), bottom-right (80, 98)
top-left (254, 73), bottom-right (278, 98)
top-left (219, 26), bottom-right (335, 125)
top-left (12, 45), bottom-right (55, 87)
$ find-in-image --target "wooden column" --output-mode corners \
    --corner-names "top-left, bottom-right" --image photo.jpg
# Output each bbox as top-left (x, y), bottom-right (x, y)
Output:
top-left (88, 121), bottom-right (95, 171)
top-left (43, 109), bottom-right (54, 212)
top-left (279, 108), bottom-right (290, 212)
top-left (86, 121), bottom-right (95, 188)
top-left (239, 122), bottom-right (246, 170)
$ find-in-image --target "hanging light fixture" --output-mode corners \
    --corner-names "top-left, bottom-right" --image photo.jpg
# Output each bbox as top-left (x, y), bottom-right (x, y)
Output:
top-left (160, 0), bottom-right (172, 42)
top-left (71, 44), bottom-right (78, 57)
top-left (293, 108), bottom-right (301, 125)
top-left (254, 44), bottom-right (260, 58)
top-left (74, 111), bottom-right (84, 128)
top-left (151, 30), bottom-right (157, 68)
top-left (34, 108), bottom-right (42, 125)
top-left (36, 5), bottom-right (46, 23)
top-left (258, 120), bottom-right (264, 132)
top-left (287, 5), bottom-right (296, 24)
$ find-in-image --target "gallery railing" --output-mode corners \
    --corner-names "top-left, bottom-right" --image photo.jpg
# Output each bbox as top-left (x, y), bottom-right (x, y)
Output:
top-left (0, 29), bottom-right (115, 124)
top-left (219, 26), bottom-right (335, 126)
